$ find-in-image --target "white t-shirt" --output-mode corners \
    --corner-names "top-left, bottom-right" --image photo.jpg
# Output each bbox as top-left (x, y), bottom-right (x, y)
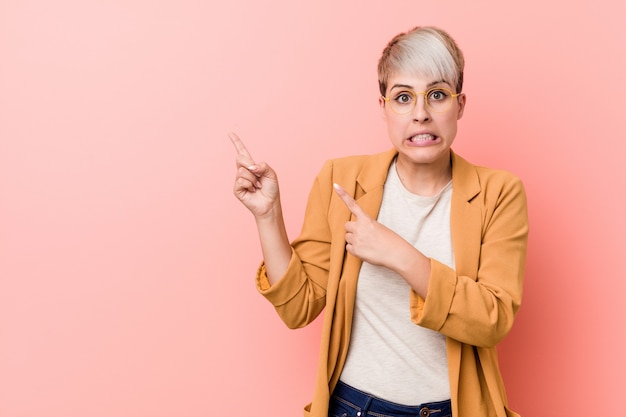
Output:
top-left (339, 160), bottom-right (454, 405)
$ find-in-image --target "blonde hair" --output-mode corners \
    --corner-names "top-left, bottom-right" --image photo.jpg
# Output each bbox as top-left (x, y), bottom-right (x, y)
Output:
top-left (378, 26), bottom-right (465, 96)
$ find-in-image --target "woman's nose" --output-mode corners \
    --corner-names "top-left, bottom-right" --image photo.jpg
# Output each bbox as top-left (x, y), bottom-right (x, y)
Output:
top-left (412, 95), bottom-right (431, 122)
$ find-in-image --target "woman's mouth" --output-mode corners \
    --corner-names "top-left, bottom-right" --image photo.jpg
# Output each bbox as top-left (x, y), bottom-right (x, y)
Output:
top-left (408, 133), bottom-right (436, 142)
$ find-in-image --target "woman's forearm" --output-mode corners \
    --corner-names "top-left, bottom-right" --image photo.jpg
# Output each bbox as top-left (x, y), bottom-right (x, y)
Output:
top-left (254, 201), bottom-right (292, 286)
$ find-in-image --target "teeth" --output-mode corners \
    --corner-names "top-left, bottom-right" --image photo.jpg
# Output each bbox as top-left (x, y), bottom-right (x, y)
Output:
top-left (411, 134), bottom-right (435, 141)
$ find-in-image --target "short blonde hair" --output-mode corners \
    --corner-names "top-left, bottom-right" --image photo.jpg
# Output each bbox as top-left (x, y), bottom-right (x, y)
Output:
top-left (378, 26), bottom-right (465, 96)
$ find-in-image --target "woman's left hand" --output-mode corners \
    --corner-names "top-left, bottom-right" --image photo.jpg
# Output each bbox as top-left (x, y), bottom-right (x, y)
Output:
top-left (333, 183), bottom-right (408, 268)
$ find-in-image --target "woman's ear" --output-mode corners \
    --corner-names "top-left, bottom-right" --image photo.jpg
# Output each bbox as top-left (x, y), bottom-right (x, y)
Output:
top-left (379, 96), bottom-right (387, 122)
top-left (456, 93), bottom-right (467, 120)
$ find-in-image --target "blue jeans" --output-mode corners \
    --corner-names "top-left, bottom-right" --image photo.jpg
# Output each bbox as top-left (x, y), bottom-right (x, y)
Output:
top-left (329, 381), bottom-right (452, 417)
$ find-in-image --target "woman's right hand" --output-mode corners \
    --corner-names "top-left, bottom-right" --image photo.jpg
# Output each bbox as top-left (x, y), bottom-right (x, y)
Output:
top-left (229, 132), bottom-right (280, 218)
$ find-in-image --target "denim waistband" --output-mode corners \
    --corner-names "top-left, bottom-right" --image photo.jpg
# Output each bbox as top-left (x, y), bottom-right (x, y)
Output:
top-left (330, 380), bottom-right (451, 417)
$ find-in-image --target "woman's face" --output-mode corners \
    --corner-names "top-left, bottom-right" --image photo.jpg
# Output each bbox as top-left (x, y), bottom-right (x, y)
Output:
top-left (380, 72), bottom-right (466, 170)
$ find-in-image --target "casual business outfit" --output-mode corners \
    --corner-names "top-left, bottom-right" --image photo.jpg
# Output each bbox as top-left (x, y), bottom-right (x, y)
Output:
top-left (256, 149), bottom-right (529, 417)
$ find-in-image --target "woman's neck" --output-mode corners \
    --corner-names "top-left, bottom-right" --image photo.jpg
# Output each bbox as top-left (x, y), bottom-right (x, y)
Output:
top-left (395, 154), bottom-right (452, 196)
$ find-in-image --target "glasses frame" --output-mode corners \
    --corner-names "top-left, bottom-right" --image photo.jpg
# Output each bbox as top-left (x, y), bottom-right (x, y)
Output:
top-left (381, 87), bottom-right (463, 115)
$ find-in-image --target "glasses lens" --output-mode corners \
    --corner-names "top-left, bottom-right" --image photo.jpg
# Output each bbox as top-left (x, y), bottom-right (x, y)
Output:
top-left (426, 88), bottom-right (453, 112)
top-left (389, 91), bottom-right (416, 114)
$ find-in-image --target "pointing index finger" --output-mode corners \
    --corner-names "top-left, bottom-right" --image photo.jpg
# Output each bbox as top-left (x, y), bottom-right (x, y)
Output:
top-left (333, 183), bottom-right (366, 218)
top-left (228, 132), bottom-right (255, 163)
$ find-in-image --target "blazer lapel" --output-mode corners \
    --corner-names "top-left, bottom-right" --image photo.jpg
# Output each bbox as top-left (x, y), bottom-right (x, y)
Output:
top-left (339, 149), bottom-right (396, 346)
top-left (446, 151), bottom-right (482, 397)
top-left (449, 151), bottom-right (482, 278)
top-left (340, 148), bottom-right (396, 263)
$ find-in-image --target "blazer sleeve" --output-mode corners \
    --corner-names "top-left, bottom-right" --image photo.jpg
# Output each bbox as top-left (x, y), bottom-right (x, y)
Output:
top-left (255, 160), bottom-right (336, 329)
top-left (410, 172), bottom-right (529, 348)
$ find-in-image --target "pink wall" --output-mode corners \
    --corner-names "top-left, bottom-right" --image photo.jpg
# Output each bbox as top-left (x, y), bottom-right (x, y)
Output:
top-left (1, 1), bottom-right (625, 416)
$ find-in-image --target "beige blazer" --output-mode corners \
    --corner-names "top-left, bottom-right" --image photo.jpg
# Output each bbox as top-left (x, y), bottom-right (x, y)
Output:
top-left (257, 149), bottom-right (529, 417)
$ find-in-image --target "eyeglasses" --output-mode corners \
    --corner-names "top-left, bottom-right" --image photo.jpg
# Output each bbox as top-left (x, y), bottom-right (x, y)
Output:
top-left (382, 87), bottom-right (462, 115)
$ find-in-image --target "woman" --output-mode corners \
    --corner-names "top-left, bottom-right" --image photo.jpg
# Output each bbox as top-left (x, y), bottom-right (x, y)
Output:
top-left (231, 26), bottom-right (528, 417)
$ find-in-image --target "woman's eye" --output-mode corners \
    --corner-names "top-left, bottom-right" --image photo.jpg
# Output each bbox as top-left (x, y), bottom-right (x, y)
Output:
top-left (395, 93), bottom-right (413, 104)
top-left (428, 89), bottom-right (448, 101)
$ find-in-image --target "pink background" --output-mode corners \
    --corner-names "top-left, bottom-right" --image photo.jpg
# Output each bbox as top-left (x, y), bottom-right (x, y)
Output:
top-left (1, 1), bottom-right (625, 416)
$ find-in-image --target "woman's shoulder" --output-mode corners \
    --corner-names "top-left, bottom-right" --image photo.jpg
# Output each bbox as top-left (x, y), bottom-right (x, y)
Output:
top-left (311, 150), bottom-right (397, 192)
top-left (327, 150), bottom-right (395, 166)
top-left (452, 151), bottom-right (524, 185)
top-left (451, 152), bottom-right (527, 209)
top-left (318, 149), bottom-right (397, 178)
top-left (475, 164), bottom-right (523, 185)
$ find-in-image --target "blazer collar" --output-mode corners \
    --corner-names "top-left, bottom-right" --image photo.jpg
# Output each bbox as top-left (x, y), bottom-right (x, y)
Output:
top-left (354, 149), bottom-right (481, 204)
top-left (355, 148), bottom-right (397, 193)
top-left (352, 149), bottom-right (397, 219)
top-left (450, 151), bottom-right (481, 203)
